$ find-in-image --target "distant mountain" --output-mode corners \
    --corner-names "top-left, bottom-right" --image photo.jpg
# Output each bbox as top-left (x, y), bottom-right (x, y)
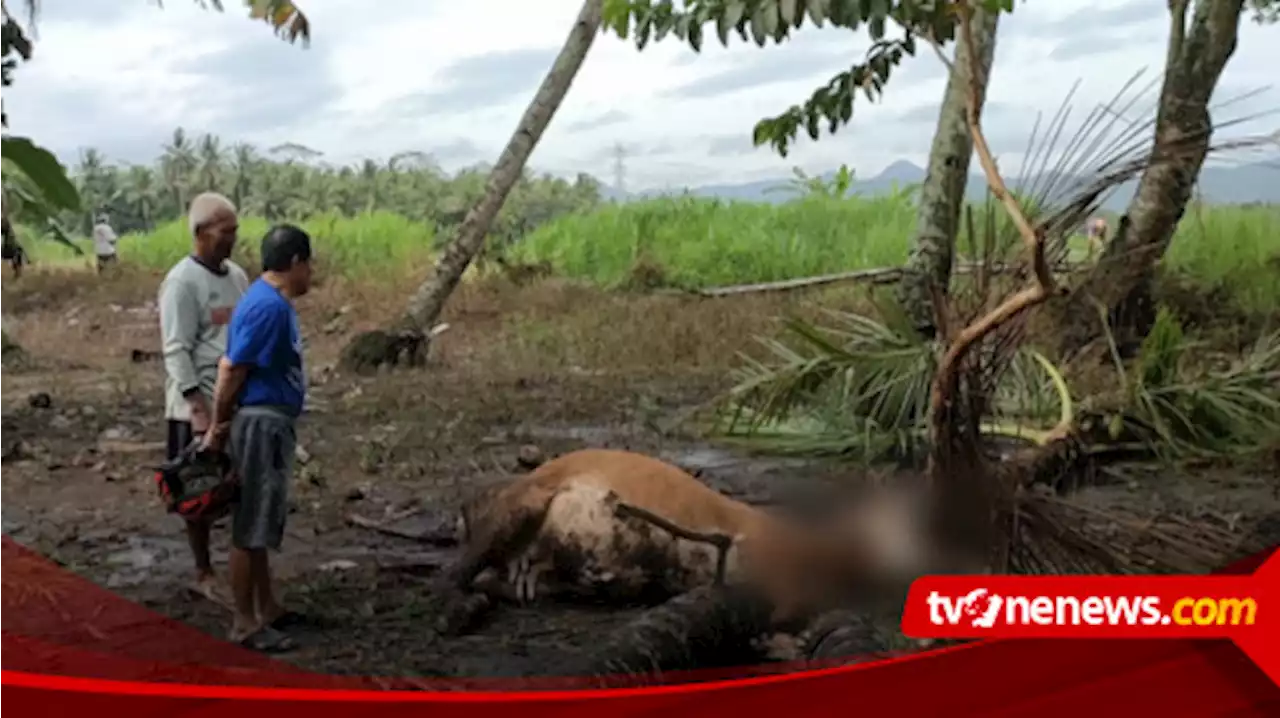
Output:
top-left (605, 158), bottom-right (1280, 212)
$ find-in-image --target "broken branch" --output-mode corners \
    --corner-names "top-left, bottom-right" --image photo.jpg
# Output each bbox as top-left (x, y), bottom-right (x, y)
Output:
top-left (929, 3), bottom-right (1066, 434)
top-left (345, 512), bottom-right (458, 546)
top-left (692, 261), bottom-right (1084, 299)
top-left (614, 502), bottom-right (734, 586)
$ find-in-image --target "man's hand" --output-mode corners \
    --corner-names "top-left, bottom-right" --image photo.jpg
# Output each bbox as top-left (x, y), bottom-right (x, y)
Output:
top-left (187, 395), bottom-right (212, 433)
top-left (202, 421), bottom-right (231, 454)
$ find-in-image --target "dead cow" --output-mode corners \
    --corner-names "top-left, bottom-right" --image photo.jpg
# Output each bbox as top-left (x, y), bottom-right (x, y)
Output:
top-left (448, 448), bottom-right (936, 627)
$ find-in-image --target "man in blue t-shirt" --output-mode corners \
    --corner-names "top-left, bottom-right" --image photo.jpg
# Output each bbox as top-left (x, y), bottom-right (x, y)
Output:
top-left (203, 223), bottom-right (313, 652)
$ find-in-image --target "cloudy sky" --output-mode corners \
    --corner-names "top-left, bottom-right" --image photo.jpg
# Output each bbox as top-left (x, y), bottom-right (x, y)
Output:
top-left (6, 0), bottom-right (1278, 191)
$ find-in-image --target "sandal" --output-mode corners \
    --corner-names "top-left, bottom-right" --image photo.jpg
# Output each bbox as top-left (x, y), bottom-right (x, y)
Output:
top-left (236, 626), bottom-right (298, 653)
top-left (188, 580), bottom-right (235, 610)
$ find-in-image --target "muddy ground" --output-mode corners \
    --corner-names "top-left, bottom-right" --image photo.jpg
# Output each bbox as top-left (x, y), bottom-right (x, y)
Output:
top-left (3, 267), bottom-right (1277, 680)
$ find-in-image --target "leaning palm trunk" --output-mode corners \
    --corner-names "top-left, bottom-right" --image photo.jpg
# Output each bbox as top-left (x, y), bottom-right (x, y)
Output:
top-left (339, 0), bottom-right (605, 373)
top-left (896, 6), bottom-right (1000, 338)
top-left (1046, 0), bottom-right (1247, 357)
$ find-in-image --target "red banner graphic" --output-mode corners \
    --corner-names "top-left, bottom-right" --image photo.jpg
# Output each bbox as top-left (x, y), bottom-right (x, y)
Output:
top-left (3, 535), bottom-right (1279, 715)
top-left (901, 551), bottom-right (1278, 685)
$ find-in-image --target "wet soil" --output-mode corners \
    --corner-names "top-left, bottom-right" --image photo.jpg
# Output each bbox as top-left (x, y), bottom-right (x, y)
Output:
top-left (3, 279), bottom-right (1277, 680)
top-left (0, 358), bottom-right (871, 678)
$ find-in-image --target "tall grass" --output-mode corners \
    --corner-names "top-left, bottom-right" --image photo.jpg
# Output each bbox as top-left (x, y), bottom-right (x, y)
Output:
top-left (514, 195), bottom-right (1280, 310)
top-left (14, 197), bottom-right (1278, 311)
top-left (510, 195), bottom-right (916, 288)
top-left (1162, 203), bottom-right (1280, 313)
top-left (20, 211), bottom-right (437, 282)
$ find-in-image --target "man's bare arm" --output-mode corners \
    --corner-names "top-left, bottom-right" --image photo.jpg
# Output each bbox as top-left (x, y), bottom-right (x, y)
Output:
top-left (205, 356), bottom-right (250, 448)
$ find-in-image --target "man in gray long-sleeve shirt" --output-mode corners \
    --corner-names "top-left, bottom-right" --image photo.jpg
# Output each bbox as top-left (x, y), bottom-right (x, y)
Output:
top-left (158, 192), bottom-right (249, 606)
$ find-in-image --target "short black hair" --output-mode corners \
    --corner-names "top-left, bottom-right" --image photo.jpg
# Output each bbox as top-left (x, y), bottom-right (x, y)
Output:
top-left (260, 224), bottom-right (312, 273)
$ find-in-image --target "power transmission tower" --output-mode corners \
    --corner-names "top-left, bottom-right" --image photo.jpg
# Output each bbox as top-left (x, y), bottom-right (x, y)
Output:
top-left (612, 143), bottom-right (627, 197)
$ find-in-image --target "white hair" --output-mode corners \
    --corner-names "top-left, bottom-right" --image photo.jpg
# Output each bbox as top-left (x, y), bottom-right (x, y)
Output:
top-left (187, 192), bottom-right (237, 237)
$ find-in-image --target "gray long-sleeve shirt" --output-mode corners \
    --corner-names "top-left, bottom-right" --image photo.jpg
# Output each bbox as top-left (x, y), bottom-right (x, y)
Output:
top-left (158, 256), bottom-right (249, 421)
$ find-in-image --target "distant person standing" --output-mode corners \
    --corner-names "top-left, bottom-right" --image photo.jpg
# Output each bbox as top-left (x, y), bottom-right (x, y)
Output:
top-left (203, 223), bottom-right (314, 652)
top-left (157, 192), bottom-right (249, 607)
top-left (1085, 217), bottom-right (1109, 261)
top-left (2, 211), bottom-right (26, 278)
top-left (92, 213), bottom-right (120, 274)
top-left (1, 239), bottom-right (26, 275)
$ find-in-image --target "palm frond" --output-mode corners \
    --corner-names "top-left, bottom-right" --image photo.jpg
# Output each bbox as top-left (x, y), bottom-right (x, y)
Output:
top-left (1082, 308), bottom-right (1280, 462)
top-left (709, 292), bottom-right (1075, 464)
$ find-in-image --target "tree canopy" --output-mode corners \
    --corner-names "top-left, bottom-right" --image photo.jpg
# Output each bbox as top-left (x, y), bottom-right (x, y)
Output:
top-left (602, 0), bottom-right (1018, 156)
top-left (21, 131), bottom-right (603, 253)
top-left (1, 1), bottom-right (311, 224)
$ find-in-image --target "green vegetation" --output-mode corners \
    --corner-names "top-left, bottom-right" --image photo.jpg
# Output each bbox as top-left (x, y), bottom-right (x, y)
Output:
top-left (1162, 203), bottom-right (1280, 314)
top-left (4, 129), bottom-right (603, 264)
top-left (19, 195), bottom-right (1279, 314)
top-left (512, 195), bottom-right (916, 289)
top-left (515, 195), bottom-right (1280, 311)
top-left (17, 211), bottom-right (438, 281)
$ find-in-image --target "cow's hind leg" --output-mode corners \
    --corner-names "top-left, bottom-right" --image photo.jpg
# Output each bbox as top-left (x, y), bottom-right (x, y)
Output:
top-left (447, 482), bottom-right (560, 590)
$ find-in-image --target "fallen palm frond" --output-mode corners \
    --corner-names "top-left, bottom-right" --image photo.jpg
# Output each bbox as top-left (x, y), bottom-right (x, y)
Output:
top-left (1078, 307), bottom-right (1280, 463)
top-left (708, 313), bottom-right (1070, 462)
top-left (1011, 487), bottom-right (1253, 575)
top-left (710, 299), bottom-right (938, 461)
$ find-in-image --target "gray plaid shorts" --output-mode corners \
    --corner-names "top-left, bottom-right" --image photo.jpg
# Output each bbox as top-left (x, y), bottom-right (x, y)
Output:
top-left (229, 405), bottom-right (297, 551)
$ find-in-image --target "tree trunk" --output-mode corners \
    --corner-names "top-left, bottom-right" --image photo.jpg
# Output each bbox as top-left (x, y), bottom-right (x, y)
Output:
top-left (580, 585), bottom-right (775, 686)
top-left (339, 0), bottom-right (605, 374)
top-left (895, 7), bottom-right (1001, 338)
top-left (1046, 0), bottom-right (1246, 357)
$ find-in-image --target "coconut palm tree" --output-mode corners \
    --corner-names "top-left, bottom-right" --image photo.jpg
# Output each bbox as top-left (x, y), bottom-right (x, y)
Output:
top-left (195, 133), bottom-right (226, 194)
top-left (339, 0), bottom-right (607, 372)
top-left (123, 164), bottom-right (159, 230)
top-left (160, 128), bottom-right (197, 215)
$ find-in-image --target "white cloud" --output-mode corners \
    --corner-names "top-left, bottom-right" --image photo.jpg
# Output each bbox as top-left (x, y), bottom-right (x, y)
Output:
top-left (5, 0), bottom-right (1277, 189)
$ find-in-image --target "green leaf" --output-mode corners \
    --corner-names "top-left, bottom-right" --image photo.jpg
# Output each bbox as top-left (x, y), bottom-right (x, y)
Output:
top-left (719, 1), bottom-right (745, 46)
top-left (653, 18), bottom-right (672, 43)
top-left (601, 0), bottom-right (630, 35)
top-left (752, 120), bottom-right (773, 147)
top-left (1107, 413), bottom-right (1125, 440)
top-left (806, 0), bottom-right (829, 27)
top-left (2, 180), bottom-right (84, 256)
top-left (688, 21), bottom-right (704, 52)
top-left (750, 3), bottom-right (773, 46)
top-left (1, 136), bottom-right (81, 211)
top-left (637, 13), bottom-right (654, 49)
top-left (780, 0), bottom-right (799, 27)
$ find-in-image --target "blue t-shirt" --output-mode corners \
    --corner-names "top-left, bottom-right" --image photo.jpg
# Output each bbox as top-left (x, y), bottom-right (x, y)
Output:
top-left (225, 278), bottom-right (306, 417)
